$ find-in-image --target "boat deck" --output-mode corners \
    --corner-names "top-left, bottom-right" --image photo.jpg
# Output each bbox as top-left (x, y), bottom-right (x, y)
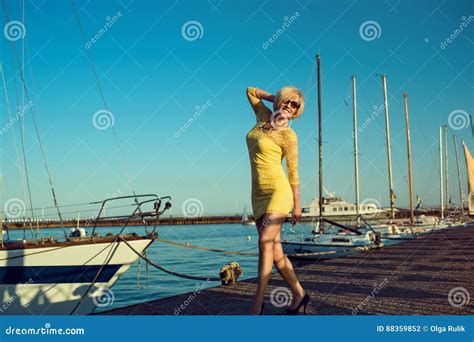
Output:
top-left (100, 224), bottom-right (474, 315)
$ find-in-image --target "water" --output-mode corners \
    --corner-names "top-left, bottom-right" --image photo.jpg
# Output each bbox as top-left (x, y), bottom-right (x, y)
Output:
top-left (5, 222), bottom-right (403, 313)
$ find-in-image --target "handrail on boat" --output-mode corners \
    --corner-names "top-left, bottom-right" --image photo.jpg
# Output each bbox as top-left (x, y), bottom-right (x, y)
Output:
top-left (90, 194), bottom-right (172, 236)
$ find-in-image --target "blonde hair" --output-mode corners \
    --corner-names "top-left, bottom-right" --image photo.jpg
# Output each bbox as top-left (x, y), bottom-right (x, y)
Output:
top-left (273, 86), bottom-right (305, 120)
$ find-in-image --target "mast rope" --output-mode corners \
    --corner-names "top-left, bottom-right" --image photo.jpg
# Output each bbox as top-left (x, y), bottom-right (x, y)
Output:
top-left (0, 64), bottom-right (32, 238)
top-left (3, 1), bottom-right (36, 238)
top-left (70, 0), bottom-right (145, 220)
top-left (2, 0), bottom-right (67, 235)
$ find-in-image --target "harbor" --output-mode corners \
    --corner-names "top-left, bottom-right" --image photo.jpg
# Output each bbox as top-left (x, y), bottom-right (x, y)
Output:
top-left (100, 224), bottom-right (474, 315)
top-left (3, 209), bottom-right (439, 230)
top-left (0, 2), bottom-right (472, 339)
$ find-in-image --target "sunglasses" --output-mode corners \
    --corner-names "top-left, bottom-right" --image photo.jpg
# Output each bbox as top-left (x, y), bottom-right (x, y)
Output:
top-left (283, 100), bottom-right (300, 109)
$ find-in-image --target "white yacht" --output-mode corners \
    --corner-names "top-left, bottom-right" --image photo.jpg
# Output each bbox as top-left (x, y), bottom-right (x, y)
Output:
top-left (300, 193), bottom-right (391, 218)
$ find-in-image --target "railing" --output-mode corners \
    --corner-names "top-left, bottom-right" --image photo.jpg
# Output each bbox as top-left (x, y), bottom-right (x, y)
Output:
top-left (88, 194), bottom-right (172, 236)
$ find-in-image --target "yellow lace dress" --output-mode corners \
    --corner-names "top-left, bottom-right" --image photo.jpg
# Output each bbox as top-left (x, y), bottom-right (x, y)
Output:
top-left (245, 87), bottom-right (300, 222)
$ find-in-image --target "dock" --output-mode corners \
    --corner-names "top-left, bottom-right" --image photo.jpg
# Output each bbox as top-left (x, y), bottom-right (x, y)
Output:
top-left (100, 224), bottom-right (474, 315)
top-left (4, 208), bottom-right (453, 229)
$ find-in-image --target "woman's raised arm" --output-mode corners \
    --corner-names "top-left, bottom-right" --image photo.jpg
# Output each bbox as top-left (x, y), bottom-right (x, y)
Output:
top-left (254, 88), bottom-right (275, 103)
top-left (246, 87), bottom-right (273, 122)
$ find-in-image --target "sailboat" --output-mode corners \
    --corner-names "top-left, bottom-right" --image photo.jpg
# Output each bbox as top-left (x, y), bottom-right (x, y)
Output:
top-left (282, 59), bottom-right (380, 259)
top-left (372, 92), bottom-right (426, 239)
top-left (462, 140), bottom-right (474, 215)
top-left (0, 195), bottom-right (171, 315)
top-left (0, 4), bottom-right (172, 315)
top-left (453, 134), bottom-right (466, 217)
top-left (241, 205), bottom-right (255, 226)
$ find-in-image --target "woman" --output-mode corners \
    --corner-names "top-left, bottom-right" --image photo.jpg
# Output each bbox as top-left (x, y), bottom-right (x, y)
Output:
top-left (246, 86), bottom-right (310, 315)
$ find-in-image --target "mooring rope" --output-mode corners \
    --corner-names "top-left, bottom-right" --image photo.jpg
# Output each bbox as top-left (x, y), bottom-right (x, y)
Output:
top-left (69, 236), bottom-right (119, 315)
top-left (157, 238), bottom-right (259, 256)
top-left (120, 237), bottom-right (221, 281)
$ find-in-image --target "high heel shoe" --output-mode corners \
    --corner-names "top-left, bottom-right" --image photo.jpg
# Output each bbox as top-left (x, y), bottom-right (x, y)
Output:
top-left (259, 302), bottom-right (265, 315)
top-left (283, 293), bottom-right (310, 315)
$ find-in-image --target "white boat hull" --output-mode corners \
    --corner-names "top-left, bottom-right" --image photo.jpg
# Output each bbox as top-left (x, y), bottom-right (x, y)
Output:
top-left (282, 232), bottom-right (377, 258)
top-left (0, 236), bottom-right (153, 315)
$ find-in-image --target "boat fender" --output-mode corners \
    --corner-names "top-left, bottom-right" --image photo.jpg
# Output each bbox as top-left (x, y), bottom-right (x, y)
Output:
top-left (69, 227), bottom-right (87, 238)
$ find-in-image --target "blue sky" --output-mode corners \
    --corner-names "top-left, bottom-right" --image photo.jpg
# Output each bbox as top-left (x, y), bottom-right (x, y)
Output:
top-left (0, 0), bottom-right (473, 219)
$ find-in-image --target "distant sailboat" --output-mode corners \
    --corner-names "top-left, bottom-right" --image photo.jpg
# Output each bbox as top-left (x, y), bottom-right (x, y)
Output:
top-left (241, 205), bottom-right (255, 226)
top-left (462, 141), bottom-right (474, 215)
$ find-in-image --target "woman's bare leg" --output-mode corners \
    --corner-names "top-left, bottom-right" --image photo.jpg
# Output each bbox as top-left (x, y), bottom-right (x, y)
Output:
top-left (273, 231), bottom-right (306, 310)
top-left (249, 213), bottom-right (286, 315)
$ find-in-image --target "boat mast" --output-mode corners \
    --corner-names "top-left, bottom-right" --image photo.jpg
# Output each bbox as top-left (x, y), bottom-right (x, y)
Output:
top-left (381, 75), bottom-right (395, 219)
top-left (453, 134), bottom-right (465, 215)
top-left (439, 127), bottom-right (444, 220)
top-left (317, 53), bottom-right (323, 231)
top-left (444, 125), bottom-right (449, 209)
top-left (352, 76), bottom-right (360, 226)
top-left (403, 93), bottom-right (414, 225)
